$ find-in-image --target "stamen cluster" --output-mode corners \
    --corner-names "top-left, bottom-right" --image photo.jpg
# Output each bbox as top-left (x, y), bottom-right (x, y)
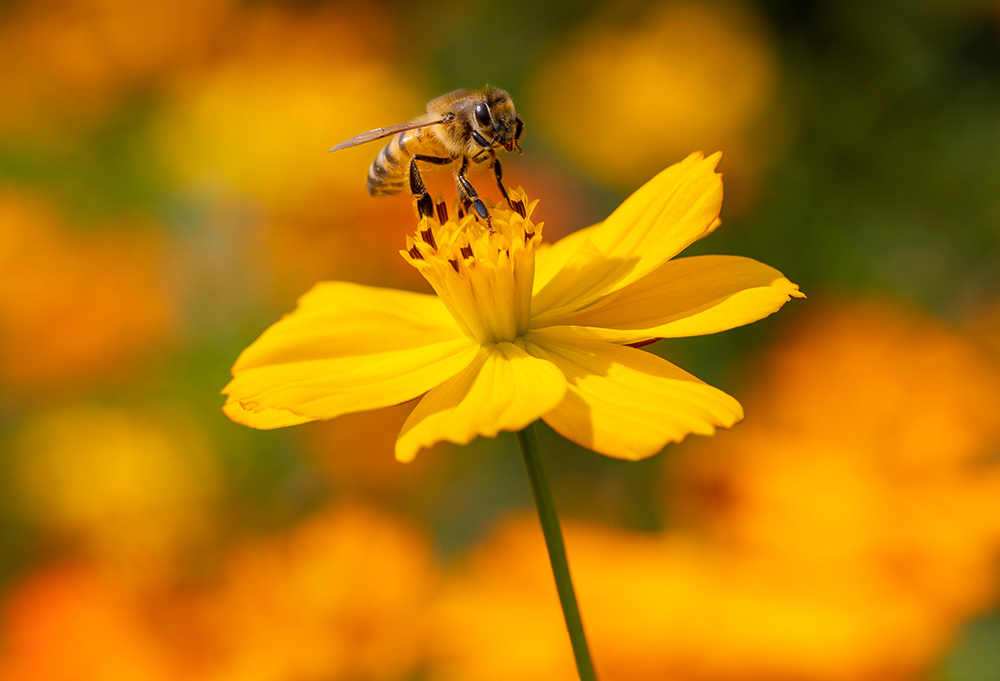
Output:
top-left (402, 189), bottom-right (542, 345)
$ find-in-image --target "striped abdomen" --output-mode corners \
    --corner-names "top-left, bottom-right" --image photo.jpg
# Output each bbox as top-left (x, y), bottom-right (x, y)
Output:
top-left (366, 126), bottom-right (452, 196)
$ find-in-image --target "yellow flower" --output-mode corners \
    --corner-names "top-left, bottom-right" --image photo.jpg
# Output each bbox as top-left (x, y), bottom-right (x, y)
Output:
top-left (154, 4), bottom-right (420, 210)
top-left (223, 152), bottom-right (802, 461)
top-left (8, 405), bottom-right (219, 586)
top-left (0, 564), bottom-right (175, 681)
top-left (0, 0), bottom-right (235, 140)
top-left (0, 189), bottom-right (174, 390)
top-left (528, 1), bottom-right (779, 206)
top-left (190, 504), bottom-right (438, 681)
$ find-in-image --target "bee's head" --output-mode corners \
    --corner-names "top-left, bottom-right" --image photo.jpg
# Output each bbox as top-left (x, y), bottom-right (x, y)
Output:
top-left (472, 87), bottom-right (523, 154)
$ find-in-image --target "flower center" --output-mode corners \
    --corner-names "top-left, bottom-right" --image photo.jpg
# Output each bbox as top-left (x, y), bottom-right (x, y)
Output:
top-left (402, 188), bottom-right (542, 345)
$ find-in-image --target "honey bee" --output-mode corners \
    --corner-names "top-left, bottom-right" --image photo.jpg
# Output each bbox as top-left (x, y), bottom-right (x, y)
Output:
top-left (328, 86), bottom-right (524, 228)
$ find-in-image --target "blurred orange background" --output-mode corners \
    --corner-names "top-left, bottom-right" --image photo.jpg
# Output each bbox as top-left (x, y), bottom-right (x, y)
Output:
top-left (1, 1), bottom-right (999, 680)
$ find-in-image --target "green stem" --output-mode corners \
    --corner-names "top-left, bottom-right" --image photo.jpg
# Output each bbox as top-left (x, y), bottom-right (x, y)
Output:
top-left (517, 423), bottom-right (599, 681)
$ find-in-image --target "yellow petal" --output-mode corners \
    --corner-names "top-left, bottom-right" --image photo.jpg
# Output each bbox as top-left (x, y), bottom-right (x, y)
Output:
top-left (531, 152), bottom-right (723, 319)
top-left (533, 255), bottom-right (804, 342)
top-left (224, 337), bottom-right (481, 428)
top-left (232, 282), bottom-right (464, 372)
top-left (532, 222), bottom-right (600, 296)
top-left (525, 327), bottom-right (743, 460)
top-left (395, 342), bottom-right (567, 462)
top-left (222, 400), bottom-right (314, 429)
top-left (223, 281), bottom-right (478, 429)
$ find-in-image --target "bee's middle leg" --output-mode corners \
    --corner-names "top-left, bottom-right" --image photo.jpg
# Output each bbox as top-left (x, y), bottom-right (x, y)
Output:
top-left (456, 158), bottom-right (491, 231)
top-left (410, 155), bottom-right (452, 219)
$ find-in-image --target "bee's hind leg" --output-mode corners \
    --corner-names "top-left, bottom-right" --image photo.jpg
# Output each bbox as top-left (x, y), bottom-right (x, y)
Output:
top-left (456, 157), bottom-right (492, 232)
top-left (410, 155), bottom-right (452, 219)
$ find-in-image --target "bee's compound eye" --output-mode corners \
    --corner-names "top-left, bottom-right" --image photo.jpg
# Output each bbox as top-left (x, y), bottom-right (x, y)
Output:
top-left (475, 102), bottom-right (492, 129)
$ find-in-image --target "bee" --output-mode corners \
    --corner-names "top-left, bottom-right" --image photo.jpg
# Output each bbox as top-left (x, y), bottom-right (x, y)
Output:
top-left (328, 86), bottom-right (524, 229)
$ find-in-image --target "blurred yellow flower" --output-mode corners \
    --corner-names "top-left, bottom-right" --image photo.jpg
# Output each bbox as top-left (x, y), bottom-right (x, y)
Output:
top-left (0, 189), bottom-right (174, 391)
top-left (529, 1), bottom-right (780, 209)
top-left (427, 300), bottom-right (1000, 681)
top-left (666, 300), bottom-right (1000, 678)
top-left (432, 487), bottom-right (1000, 681)
top-left (223, 153), bottom-right (802, 461)
top-left (188, 504), bottom-right (438, 681)
top-left (154, 4), bottom-right (421, 209)
top-left (0, 0), bottom-right (235, 138)
top-left (7, 405), bottom-right (220, 585)
top-left (739, 300), bottom-right (1000, 469)
top-left (673, 301), bottom-right (1000, 614)
top-left (0, 564), bottom-right (175, 681)
top-left (428, 516), bottom-right (583, 681)
top-left (0, 506), bottom-right (439, 681)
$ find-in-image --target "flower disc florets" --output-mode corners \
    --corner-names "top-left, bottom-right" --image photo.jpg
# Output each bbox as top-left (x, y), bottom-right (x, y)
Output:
top-left (402, 188), bottom-right (542, 345)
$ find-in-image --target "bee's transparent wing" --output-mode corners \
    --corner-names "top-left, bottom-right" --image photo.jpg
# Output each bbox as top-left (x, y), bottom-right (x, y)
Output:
top-left (327, 118), bottom-right (448, 152)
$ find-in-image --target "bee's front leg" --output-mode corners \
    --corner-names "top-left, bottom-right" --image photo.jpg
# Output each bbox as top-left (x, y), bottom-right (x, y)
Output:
top-left (490, 155), bottom-right (524, 218)
top-left (456, 157), bottom-right (492, 232)
top-left (471, 149), bottom-right (515, 216)
top-left (490, 154), bottom-right (513, 206)
top-left (410, 155), bottom-right (452, 219)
